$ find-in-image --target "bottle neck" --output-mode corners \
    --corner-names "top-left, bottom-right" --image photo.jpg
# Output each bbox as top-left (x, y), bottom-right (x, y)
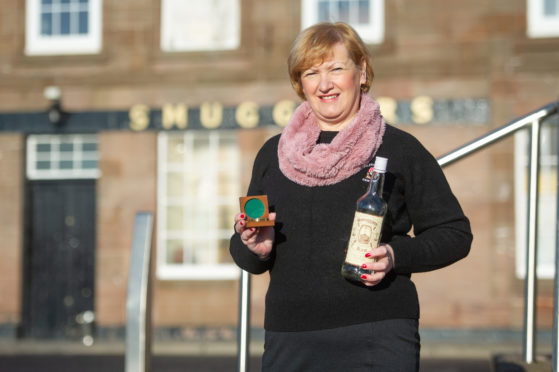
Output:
top-left (367, 170), bottom-right (385, 197)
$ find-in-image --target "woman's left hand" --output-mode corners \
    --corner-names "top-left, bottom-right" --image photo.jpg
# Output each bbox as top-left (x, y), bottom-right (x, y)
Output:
top-left (360, 244), bottom-right (395, 287)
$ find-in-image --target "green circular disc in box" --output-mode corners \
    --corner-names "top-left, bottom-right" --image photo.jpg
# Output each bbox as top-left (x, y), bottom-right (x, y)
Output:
top-left (245, 198), bottom-right (265, 219)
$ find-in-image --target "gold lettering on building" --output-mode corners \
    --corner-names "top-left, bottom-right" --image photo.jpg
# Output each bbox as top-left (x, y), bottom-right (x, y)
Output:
top-left (200, 102), bottom-right (223, 129)
top-left (129, 104), bottom-right (150, 131)
top-left (376, 96), bottom-right (398, 124)
top-left (162, 103), bottom-right (188, 129)
top-left (122, 94), bottom-right (481, 132)
top-left (272, 100), bottom-right (295, 127)
top-left (411, 96), bottom-right (434, 125)
top-left (236, 101), bottom-right (260, 129)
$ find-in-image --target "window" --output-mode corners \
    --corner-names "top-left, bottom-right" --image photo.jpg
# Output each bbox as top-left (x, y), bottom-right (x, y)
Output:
top-left (514, 120), bottom-right (558, 279)
top-left (26, 134), bottom-right (100, 180)
top-left (25, 0), bottom-right (102, 55)
top-left (527, 0), bottom-right (559, 38)
top-left (301, 0), bottom-right (384, 44)
top-left (160, 0), bottom-right (240, 52)
top-left (157, 131), bottom-right (241, 280)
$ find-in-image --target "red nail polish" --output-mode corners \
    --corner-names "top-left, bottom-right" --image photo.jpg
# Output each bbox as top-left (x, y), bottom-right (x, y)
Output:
top-left (365, 253), bottom-right (372, 258)
top-left (240, 220), bottom-right (244, 226)
top-left (240, 214), bottom-right (245, 219)
top-left (361, 264), bottom-right (367, 269)
top-left (361, 274), bottom-right (367, 280)
top-left (250, 228), bottom-right (255, 231)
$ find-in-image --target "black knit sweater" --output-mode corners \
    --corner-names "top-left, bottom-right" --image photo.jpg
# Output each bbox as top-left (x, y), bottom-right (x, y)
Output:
top-left (230, 124), bottom-right (472, 332)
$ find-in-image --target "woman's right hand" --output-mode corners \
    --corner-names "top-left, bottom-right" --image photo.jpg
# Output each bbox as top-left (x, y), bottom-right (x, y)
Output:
top-left (234, 212), bottom-right (276, 260)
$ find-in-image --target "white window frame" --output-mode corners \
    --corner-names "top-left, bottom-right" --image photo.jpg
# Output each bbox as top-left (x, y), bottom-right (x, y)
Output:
top-left (527, 0), bottom-right (559, 38)
top-left (157, 131), bottom-right (241, 280)
top-left (25, 0), bottom-right (102, 56)
top-left (301, 0), bottom-right (385, 44)
top-left (160, 0), bottom-right (240, 52)
top-left (26, 134), bottom-right (100, 180)
top-left (514, 125), bottom-right (557, 279)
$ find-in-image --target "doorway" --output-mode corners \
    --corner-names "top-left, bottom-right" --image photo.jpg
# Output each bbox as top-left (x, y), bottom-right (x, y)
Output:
top-left (22, 180), bottom-right (96, 339)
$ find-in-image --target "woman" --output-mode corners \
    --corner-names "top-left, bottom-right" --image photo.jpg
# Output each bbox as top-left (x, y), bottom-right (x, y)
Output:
top-left (230, 22), bottom-right (472, 371)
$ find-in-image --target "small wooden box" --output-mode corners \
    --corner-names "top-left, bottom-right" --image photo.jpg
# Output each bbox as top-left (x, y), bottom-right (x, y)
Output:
top-left (239, 195), bottom-right (275, 228)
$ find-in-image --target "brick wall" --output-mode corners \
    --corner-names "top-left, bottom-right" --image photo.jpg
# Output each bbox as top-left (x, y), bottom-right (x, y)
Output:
top-left (96, 132), bottom-right (157, 325)
top-left (0, 135), bottom-right (23, 330)
top-left (0, 0), bottom-right (558, 335)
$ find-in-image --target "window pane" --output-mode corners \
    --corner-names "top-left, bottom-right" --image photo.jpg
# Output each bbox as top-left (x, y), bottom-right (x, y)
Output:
top-left (218, 145), bottom-right (237, 164)
top-left (60, 12), bottom-right (71, 35)
top-left (192, 136), bottom-right (210, 164)
top-left (82, 160), bottom-right (98, 169)
top-left (217, 137), bottom-right (238, 163)
top-left (192, 171), bottom-right (213, 199)
top-left (217, 172), bottom-right (237, 197)
top-left (60, 143), bottom-right (73, 152)
top-left (37, 143), bottom-right (51, 152)
top-left (167, 205), bottom-right (184, 230)
top-left (318, 0), bottom-right (330, 21)
top-left (157, 131), bottom-right (240, 278)
top-left (218, 204), bottom-right (237, 230)
top-left (60, 160), bottom-right (73, 169)
top-left (27, 135), bottom-right (99, 180)
top-left (37, 161), bottom-right (51, 170)
top-left (78, 11), bottom-right (89, 34)
top-left (167, 137), bottom-right (185, 163)
top-left (27, 0), bottom-right (101, 55)
top-left (514, 122), bottom-right (558, 278)
top-left (166, 240), bottom-right (184, 264)
top-left (160, 0), bottom-right (240, 51)
top-left (167, 172), bottom-right (184, 197)
top-left (544, 115), bottom-right (558, 153)
top-left (358, 0), bottom-right (370, 23)
top-left (217, 239), bottom-right (234, 264)
top-left (83, 142), bottom-right (97, 152)
top-left (184, 172), bottom-right (196, 195)
top-left (338, 0), bottom-right (350, 22)
top-left (302, 0), bottom-right (383, 44)
top-left (41, 13), bottom-right (53, 35)
top-left (544, 0), bottom-right (558, 15)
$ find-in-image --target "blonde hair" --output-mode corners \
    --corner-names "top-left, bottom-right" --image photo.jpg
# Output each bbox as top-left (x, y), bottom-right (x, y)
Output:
top-left (288, 22), bottom-right (374, 100)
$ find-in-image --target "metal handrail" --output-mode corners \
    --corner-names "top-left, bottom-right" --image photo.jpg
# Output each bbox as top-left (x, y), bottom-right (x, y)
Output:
top-left (437, 102), bottom-right (559, 167)
top-left (237, 270), bottom-right (251, 372)
top-left (437, 101), bottom-right (558, 367)
top-left (235, 101), bottom-right (559, 371)
top-left (126, 212), bottom-right (154, 372)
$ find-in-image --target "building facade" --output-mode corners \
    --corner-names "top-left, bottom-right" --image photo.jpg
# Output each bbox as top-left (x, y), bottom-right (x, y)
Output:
top-left (0, 0), bottom-right (558, 344)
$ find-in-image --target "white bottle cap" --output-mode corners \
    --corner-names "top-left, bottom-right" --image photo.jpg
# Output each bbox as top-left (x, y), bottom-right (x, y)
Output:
top-left (374, 156), bottom-right (388, 173)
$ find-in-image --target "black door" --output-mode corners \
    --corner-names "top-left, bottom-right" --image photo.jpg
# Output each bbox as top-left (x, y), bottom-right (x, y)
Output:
top-left (23, 180), bottom-right (96, 339)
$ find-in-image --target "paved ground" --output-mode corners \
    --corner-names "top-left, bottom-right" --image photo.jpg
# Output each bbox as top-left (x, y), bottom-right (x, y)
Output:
top-left (0, 339), bottom-right (552, 372)
top-left (0, 354), bottom-right (494, 372)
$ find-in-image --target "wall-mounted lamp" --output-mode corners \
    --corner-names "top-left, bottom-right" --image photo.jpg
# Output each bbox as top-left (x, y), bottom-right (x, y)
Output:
top-left (44, 86), bottom-right (65, 126)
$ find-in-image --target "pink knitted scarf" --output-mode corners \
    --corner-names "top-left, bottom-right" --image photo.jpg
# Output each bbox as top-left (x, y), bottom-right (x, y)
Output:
top-left (278, 94), bottom-right (386, 187)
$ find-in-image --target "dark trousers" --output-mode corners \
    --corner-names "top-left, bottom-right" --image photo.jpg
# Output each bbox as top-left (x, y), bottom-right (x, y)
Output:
top-left (262, 319), bottom-right (420, 372)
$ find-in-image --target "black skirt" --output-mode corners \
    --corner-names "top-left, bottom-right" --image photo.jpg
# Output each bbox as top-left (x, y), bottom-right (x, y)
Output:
top-left (261, 319), bottom-right (420, 372)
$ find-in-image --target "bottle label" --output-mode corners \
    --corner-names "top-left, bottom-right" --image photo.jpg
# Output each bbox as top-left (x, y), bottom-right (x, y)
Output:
top-left (345, 211), bottom-right (383, 266)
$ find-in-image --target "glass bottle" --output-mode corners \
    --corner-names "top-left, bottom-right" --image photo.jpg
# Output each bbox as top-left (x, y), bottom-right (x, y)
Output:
top-left (341, 156), bottom-right (388, 282)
